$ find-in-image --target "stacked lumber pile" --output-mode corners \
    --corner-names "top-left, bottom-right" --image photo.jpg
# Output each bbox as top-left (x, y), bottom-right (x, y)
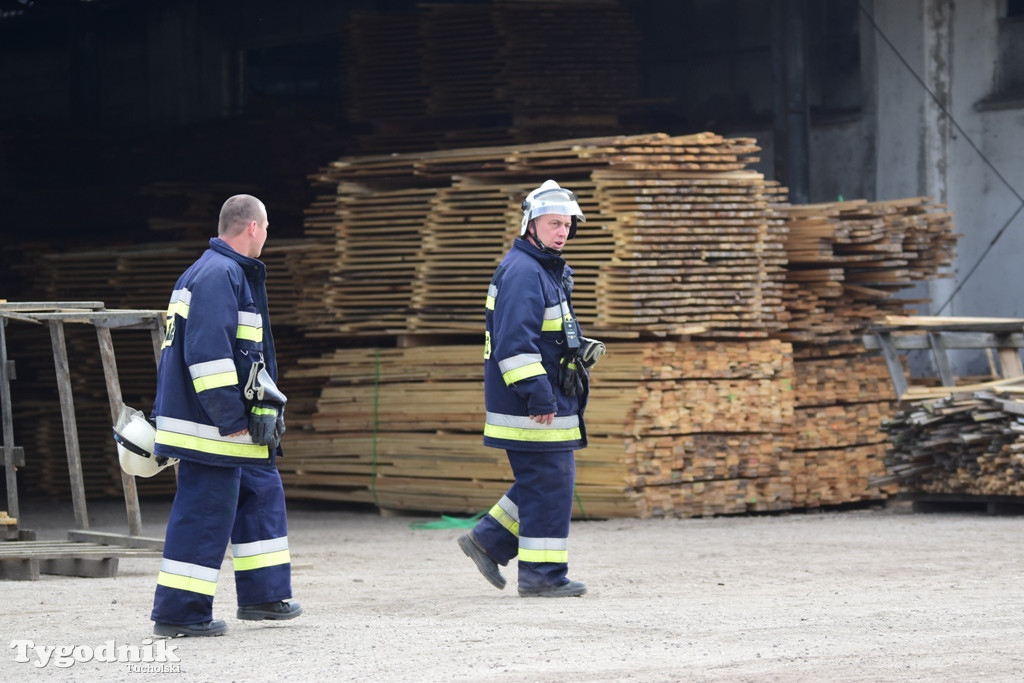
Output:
top-left (790, 353), bottom-right (899, 508)
top-left (780, 198), bottom-right (958, 345)
top-left (861, 316), bottom-right (1024, 500)
top-left (4, 127), bottom-right (960, 516)
top-left (276, 340), bottom-right (796, 518)
top-left (776, 199), bottom-right (958, 509)
top-left (303, 131), bottom-right (788, 339)
top-left (342, 0), bottom-right (642, 154)
top-left (878, 387), bottom-right (1024, 495)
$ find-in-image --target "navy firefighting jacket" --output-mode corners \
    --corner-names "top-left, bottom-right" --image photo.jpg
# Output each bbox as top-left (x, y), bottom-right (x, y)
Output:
top-left (151, 238), bottom-right (279, 466)
top-left (483, 238), bottom-right (588, 452)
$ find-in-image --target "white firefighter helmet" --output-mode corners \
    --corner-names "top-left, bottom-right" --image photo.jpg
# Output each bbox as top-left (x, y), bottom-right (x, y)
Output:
top-left (520, 179), bottom-right (586, 239)
top-left (112, 405), bottom-right (176, 478)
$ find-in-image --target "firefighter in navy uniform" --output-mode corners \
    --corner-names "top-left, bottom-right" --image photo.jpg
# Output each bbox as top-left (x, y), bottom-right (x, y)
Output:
top-left (458, 180), bottom-right (605, 597)
top-left (150, 194), bottom-right (302, 637)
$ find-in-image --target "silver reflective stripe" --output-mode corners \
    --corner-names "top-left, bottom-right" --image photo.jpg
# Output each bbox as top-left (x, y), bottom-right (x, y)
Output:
top-left (167, 288), bottom-right (192, 318)
top-left (543, 304), bottom-right (562, 321)
top-left (496, 495), bottom-right (519, 520)
top-left (233, 536), bottom-right (289, 558)
top-left (485, 411), bottom-right (579, 430)
top-left (498, 353), bottom-right (543, 375)
top-left (155, 416), bottom-right (254, 444)
top-left (238, 310), bottom-right (262, 330)
top-left (188, 358), bottom-right (236, 380)
top-left (160, 558), bottom-right (220, 583)
top-left (519, 536), bottom-right (568, 551)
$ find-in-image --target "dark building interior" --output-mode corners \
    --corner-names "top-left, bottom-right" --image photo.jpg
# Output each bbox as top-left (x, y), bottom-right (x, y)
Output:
top-left (0, 0), bottom-right (862, 264)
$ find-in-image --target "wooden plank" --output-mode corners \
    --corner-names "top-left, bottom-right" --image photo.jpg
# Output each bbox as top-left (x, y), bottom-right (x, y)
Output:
top-left (96, 326), bottom-right (143, 537)
top-left (49, 319), bottom-right (89, 531)
top-left (928, 331), bottom-right (955, 387)
top-left (40, 557), bottom-right (119, 578)
top-left (0, 558), bottom-right (39, 580)
top-left (875, 333), bottom-right (908, 400)
top-left (0, 317), bottom-right (21, 522)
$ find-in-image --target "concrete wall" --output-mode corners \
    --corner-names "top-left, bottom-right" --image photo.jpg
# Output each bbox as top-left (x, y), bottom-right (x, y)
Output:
top-left (865, 0), bottom-right (1024, 321)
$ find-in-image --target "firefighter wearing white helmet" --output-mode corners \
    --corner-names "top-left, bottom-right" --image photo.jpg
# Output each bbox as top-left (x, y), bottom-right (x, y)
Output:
top-left (519, 179), bottom-right (586, 251)
top-left (458, 179), bottom-right (605, 598)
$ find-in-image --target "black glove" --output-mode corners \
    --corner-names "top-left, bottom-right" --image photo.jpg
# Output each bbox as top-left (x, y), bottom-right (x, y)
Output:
top-left (249, 400), bottom-right (286, 448)
top-left (558, 355), bottom-right (587, 397)
top-left (579, 337), bottom-right (606, 369)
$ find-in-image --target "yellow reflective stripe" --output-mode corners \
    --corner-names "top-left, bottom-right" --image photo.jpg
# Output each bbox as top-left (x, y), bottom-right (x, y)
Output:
top-left (250, 405), bottom-right (277, 416)
top-left (236, 325), bottom-right (262, 342)
top-left (162, 290), bottom-right (190, 349)
top-left (503, 362), bottom-right (545, 385)
top-left (487, 500), bottom-right (520, 537)
top-left (518, 547), bottom-right (569, 563)
top-left (237, 310), bottom-right (263, 342)
top-left (190, 360), bottom-right (238, 393)
top-left (193, 372), bottom-right (237, 392)
top-left (519, 537), bottom-right (568, 564)
top-left (157, 571), bottom-right (218, 596)
top-left (167, 289), bottom-right (191, 319)
top-left (540, 304), bottom-right (564, 332)
top-left (155, 416), bottom-right (268, 457)
top-left (233, 549), bottom-right (290, 572)
top-left (157, 558), bottom-right (219, 596)
top-left (156, 429), bottom-right (268, 458)
top-left (484, 424), bottom-right (581, 442)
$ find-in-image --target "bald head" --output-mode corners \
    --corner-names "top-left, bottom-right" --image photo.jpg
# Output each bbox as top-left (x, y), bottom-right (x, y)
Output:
top-left (218, 194), bottom-right (269, 258)
top-left (218, 194), bottom-right (266, 238)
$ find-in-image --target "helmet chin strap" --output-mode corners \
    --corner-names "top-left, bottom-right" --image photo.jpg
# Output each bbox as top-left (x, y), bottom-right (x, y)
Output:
top-left (528, 221), bottom-right (562, 255)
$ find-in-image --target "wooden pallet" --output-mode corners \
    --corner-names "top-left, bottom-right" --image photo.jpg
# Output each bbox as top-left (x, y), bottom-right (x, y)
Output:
top-left (0, 540), bottom-right (161, 581)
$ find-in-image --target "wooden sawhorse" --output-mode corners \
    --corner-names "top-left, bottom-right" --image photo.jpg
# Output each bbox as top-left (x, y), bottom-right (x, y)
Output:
top-left (0, 302), bottom-right (168, 579)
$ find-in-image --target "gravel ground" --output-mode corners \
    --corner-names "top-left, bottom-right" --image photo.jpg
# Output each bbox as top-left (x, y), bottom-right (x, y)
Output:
top-left (3, 497), bottom-right (1024, 682)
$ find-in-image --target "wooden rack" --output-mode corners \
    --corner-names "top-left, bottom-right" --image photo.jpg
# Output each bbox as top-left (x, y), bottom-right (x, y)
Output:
top-left (0, 302), bottom-right (167, 579)
top-left (863, 315), bottom-right (1024, 401)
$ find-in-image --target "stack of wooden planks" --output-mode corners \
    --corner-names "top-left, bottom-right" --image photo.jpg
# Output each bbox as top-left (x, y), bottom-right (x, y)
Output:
top-left (789, 352), bottom-right (899, 508)
top-left (777, 199), bottom-right (958, 509)
top-left (276, 340), bottom-right (797, 518)
top-left (878, 387), bottom-right (1024, 496)
top-left (304, 132), bottom-right (789, 339)
top-left (781, 198), bottom-right (957, 345)
top-left (341, 0), bottom-right (642, 154)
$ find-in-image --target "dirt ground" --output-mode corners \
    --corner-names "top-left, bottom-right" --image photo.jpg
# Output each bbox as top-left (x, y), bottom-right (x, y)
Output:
top-left (3, 496), bottom-right (1024, 682)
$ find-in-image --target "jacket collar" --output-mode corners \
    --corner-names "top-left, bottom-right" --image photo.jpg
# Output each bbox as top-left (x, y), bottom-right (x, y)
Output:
top-left (513, 237), bottom-right (565, 271)
top-left (209, 237), bottom-right (265, 276)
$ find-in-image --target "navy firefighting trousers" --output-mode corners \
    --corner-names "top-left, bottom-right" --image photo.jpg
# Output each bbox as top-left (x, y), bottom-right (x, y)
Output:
top-left (471, 448), bottom-right (576, 591)
top-left (151, 460), bottom-right (292, 626)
